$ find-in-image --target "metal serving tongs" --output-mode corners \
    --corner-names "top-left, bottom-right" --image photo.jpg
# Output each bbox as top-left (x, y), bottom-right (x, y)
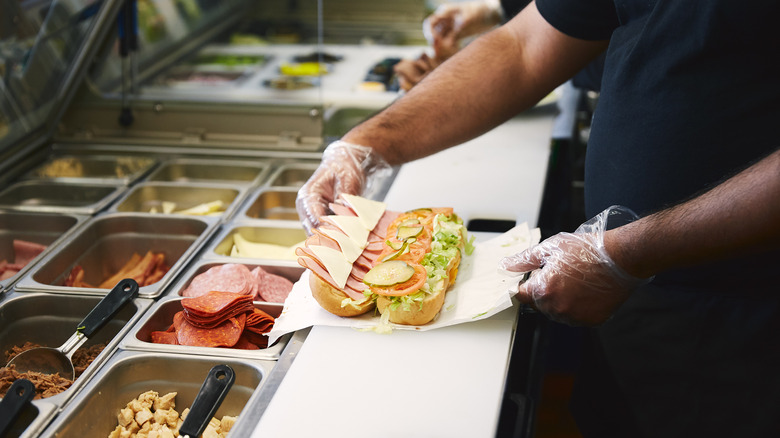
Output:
top-left (177, 365), bottom-right (236, 438)
top-left (0, 379), bottom-right (36, 437)
top-left (6, 279), bottom-right (139, 381)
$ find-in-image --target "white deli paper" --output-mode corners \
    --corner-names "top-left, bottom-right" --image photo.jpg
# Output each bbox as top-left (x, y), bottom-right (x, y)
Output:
top-left (268, 223), bottom-right (541, 344)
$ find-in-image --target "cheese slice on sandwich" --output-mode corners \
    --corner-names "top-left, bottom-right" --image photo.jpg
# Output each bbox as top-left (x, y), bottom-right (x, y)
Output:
top-left (323, 215), bottom-right (370, 246)
top-left (309, 245), bottom-right (352, 289)
top-left (320, 227), bottom-right (366, 263)
top-left (341, 194), bottom-right (386, 231)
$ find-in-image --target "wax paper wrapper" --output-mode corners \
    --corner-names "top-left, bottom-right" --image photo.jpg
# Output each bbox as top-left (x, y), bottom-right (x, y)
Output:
top-left (268, 223), bottom-right (541, 344)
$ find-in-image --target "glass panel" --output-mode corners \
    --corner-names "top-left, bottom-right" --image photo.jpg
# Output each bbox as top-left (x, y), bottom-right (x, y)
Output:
top-left (1, 0), bottom-right (106, 149)
top-left (87, 0), bottom-right (329, 107)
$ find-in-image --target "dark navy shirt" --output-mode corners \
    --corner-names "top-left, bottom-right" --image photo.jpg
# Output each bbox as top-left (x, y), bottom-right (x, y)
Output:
top-left (535, 0), bottom-right (780, 291)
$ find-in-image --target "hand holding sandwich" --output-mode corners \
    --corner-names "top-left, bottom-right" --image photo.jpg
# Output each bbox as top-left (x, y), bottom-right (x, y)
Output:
top-left (499, 205), bottom-right (652, 326)
top-left (296, 140), bottom-right (393, 235)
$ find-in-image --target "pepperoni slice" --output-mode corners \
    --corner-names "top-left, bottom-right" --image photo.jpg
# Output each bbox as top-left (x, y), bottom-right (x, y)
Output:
top-left (181, 264), bottom-right (255, 298)
top-left (174, 311), bottom-right (246, 348)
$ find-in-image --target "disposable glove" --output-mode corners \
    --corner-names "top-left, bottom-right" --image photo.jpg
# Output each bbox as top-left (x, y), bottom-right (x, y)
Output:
top-left (498, 205), bottom-right (653, 326)
top-left (296, 140), bottom-right (392, 235)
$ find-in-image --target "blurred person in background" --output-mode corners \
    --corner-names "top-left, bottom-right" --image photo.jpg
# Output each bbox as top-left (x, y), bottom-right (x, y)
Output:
top-left (396, 0), bottom-right (603, 94)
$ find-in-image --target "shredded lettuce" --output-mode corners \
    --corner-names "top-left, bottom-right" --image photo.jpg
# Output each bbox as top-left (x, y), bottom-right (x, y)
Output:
top-left (381, 212), bottom-right (470, 308)
top-left (340, 295), bottom-right (370, 309)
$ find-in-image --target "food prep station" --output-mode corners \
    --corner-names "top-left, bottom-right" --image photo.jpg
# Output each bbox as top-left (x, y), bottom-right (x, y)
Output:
top-left (0, 1), bottom-right (556, 437)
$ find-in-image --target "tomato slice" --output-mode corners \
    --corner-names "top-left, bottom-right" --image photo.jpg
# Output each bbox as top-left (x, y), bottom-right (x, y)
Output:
top-left (370, 262), bottom-right (427, 296)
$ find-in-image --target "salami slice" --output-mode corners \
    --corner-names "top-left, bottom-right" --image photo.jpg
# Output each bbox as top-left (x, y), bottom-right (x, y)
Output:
top-left (13, 240), bottom-right (47, 266)
top-left (181, 264), bottom-right (255, 297)
top-left (174, 311), bottom-right (246, 348)
top-left (251, 267), bottom-right (293, 303)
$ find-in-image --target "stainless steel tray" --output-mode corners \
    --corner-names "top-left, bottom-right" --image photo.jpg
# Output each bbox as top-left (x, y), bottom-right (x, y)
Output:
top-left (145, 157), bottom-right (271, 186)
top-left (0, 212), bottom-right (88, 292)
top-left (265, 162), bottom-right (318, 189)
top-left (14, 213), bottom-right (219, 298)
top-left (238, 186), bottom-right (301, 222)
top-left (0, 291), bottom-right (153, 424)
top-left (0, 398), bottom-right (58, 438)
top-left (0, 180), bottom-right (125, 215)
top-left (20, 154), bottom-right (157, 185)
top-left (203, 220), bottom-right (306, 262)
top-left (39, 350), bottom-right (274, 438)
top-left (109, 181), bottom-right (248, 219)
top-left (121, 295), bottom-right (290, 360)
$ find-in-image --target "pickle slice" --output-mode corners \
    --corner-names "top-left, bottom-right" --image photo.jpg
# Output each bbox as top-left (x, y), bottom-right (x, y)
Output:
top-left (383, 241), bottom-right (409, 261)
top-left (363, 260), bottom-right (415, 287)
top-left (396, 225), bottom-right (423, 240)
top-left (386, 240), bottom-right (404, 250)
top-left (398, 218), bottom-right (421, 227)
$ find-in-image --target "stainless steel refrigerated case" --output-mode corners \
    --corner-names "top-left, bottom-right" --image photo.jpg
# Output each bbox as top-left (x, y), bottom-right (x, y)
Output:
top-left (0, 0), bottom-right (417, 436)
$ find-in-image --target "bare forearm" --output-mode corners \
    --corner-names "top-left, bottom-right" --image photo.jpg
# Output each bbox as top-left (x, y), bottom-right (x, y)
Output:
top-left (343, 2), bottom-right (606, 165)
top-left (606, 148), bottom-right (780, 278)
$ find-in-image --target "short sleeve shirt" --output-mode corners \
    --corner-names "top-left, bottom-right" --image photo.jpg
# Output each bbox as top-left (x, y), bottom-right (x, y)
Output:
top-left (535, 0), bottom-right (780, 291)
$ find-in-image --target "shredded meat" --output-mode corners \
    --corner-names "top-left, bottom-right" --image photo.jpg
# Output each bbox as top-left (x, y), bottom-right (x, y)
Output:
top-left (0, 342), bottom-right (107, 399)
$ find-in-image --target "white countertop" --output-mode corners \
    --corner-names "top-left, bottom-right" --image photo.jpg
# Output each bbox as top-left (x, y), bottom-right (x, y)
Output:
top-left (251, 109), bottom-right (555, 438)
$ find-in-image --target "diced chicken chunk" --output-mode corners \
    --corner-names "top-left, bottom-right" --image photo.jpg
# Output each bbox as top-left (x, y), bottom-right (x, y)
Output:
top-left (221, 415), bottom-right (237, 433)
top-left (154, 392), bottom-right (176, 411)
top-left (135, 408), bottom-right (153, 425)
top-left (118, 407), bottom-right (134, 427)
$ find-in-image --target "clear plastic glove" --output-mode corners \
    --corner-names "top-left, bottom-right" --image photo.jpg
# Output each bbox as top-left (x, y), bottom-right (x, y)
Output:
top-left (423, 0), bottom-right (504, 61)
top-left (296, 140), bottom-right (392, 235)
top-left (498, 205), bottom-right (653, 326)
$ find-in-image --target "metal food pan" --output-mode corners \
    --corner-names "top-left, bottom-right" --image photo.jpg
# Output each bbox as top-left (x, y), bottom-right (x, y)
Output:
top-left (0, 181), bottom-right (125, 215)
top-left (205, 221), bottom-right (306, 262)
top-left (0, 291), bottom-right (153, 414)
top-left (110, 182), bottom-right (246, 218)
top-left (121, 296), bottom-right (290, 360)
top-left (265, 162), bottom-right (318, 189)
top-left (323, 107), bottom-right (377, 138)
top-left (21, 155), bottom-right (157, 185)
top-left (240, 187), bottom-right (300, 221)
top-left (0, 212), bottom-right (87, 291)
top-left (14, 213), bottom-right (218, 298)
top-left (40, 350), bottom-right (272, 438)
top-left (146, 158), bottom-right (270, 186)
top-left (0, 398), bottom-right (58, 438)
top-left (153, 66), bottom-right (248, 88)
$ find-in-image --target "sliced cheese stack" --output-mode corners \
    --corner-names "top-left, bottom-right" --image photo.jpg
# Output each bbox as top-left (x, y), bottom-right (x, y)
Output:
top-left (296, 194), bottom-right (400, 301)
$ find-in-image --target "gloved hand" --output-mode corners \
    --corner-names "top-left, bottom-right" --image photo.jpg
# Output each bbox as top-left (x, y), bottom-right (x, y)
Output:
top-left (296, 140), bottom-right (392, 235)
top-left (423, 0), bottom-right (504, 61)
top-left (498, 205), bottom-right (653, 326)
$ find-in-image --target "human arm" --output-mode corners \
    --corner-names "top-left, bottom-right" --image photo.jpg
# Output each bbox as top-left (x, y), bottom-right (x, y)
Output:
top-left (501, 148), bottom-right (780, 326)
top-left (296, 1), bottom-right (607, 232)
top-left (605, 147), bottom-right (780, 279)
top-left (345, 2), bottom-right (608, 165)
